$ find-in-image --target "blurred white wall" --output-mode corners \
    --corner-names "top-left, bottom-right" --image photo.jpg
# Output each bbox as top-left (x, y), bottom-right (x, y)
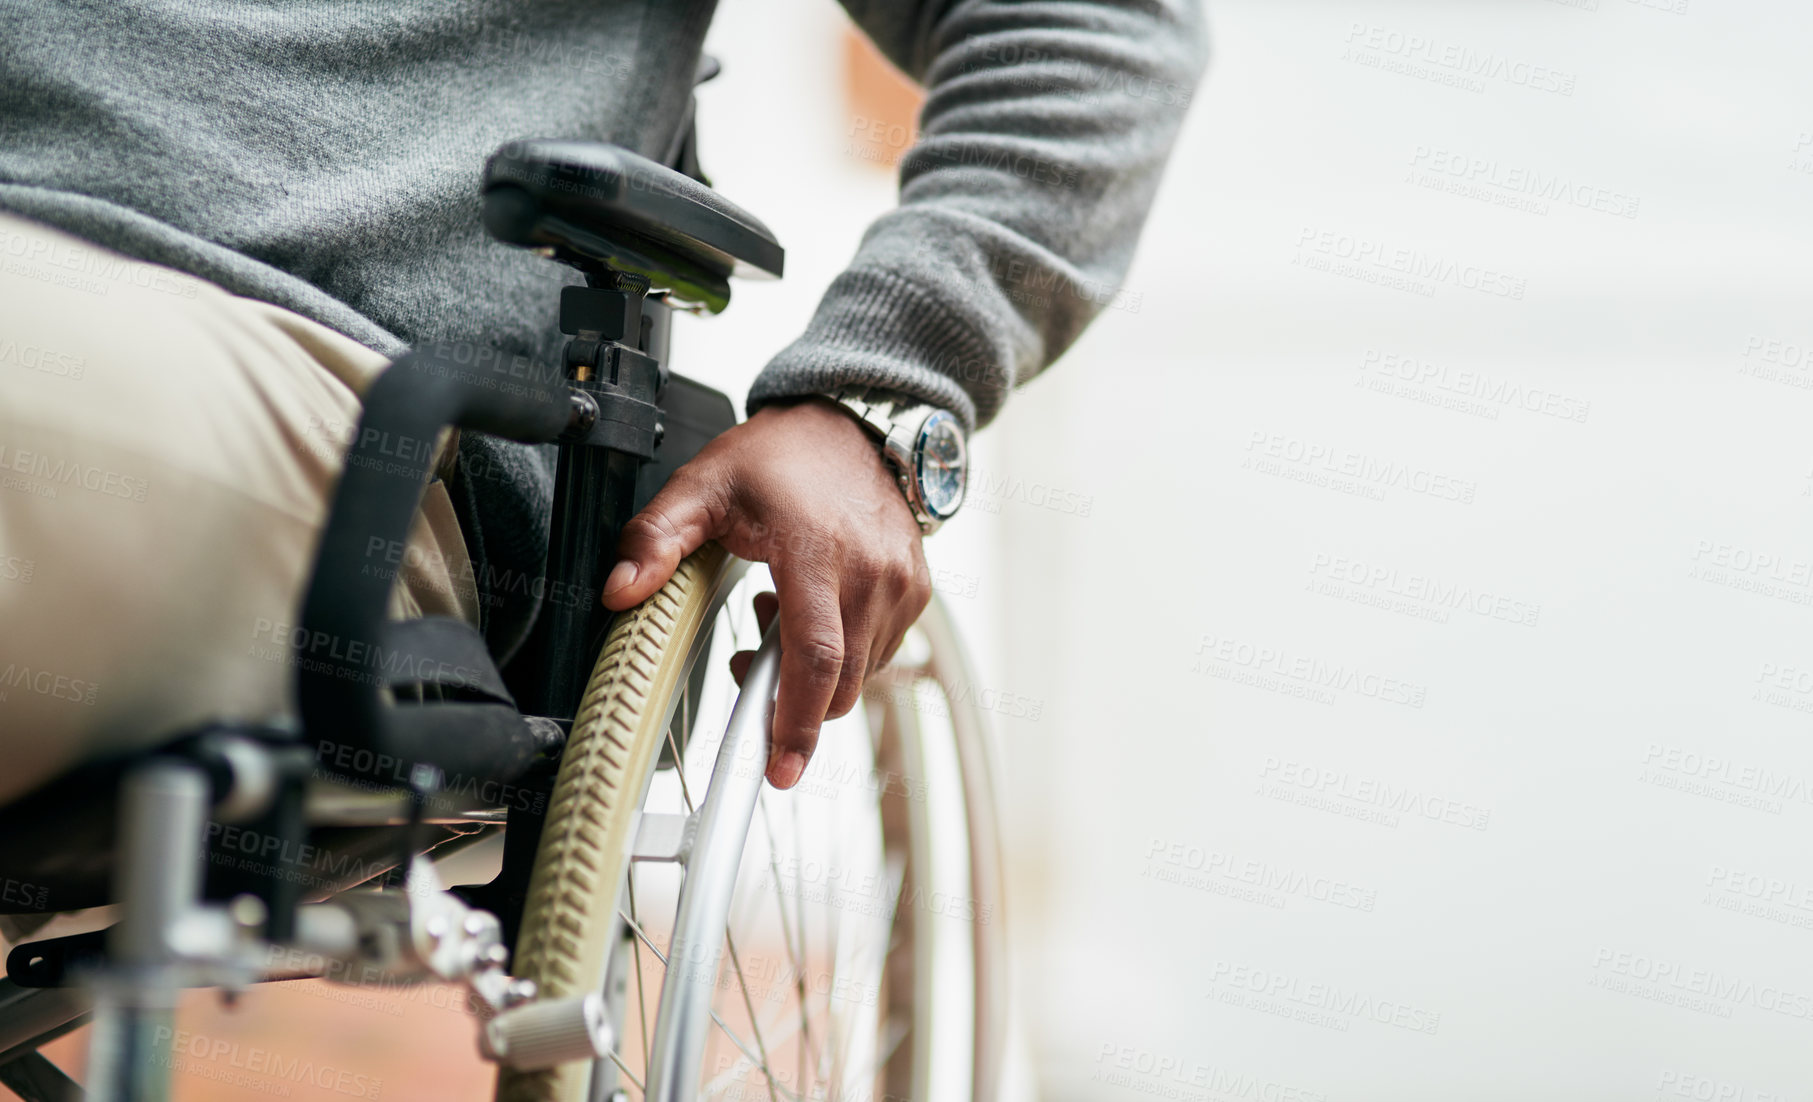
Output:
top-left (689, 2), bottom-right (1813, 1099)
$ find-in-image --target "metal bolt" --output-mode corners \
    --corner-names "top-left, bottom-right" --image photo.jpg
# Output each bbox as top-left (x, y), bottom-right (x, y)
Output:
top-left (563, 389), bottom-right (599, 441)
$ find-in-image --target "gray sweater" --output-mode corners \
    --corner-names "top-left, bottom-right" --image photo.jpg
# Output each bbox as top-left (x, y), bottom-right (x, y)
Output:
top-left (0, 0), bottom-right (1204, 653)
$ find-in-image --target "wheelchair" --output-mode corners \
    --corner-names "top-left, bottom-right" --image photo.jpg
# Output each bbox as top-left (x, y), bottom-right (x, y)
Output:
top-left (0, 135), bottom-right (1006, 1102)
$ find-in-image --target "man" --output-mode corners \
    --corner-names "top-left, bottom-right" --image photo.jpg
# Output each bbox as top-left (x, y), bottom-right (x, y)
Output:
top-left (0, 1), bottom-right (1203, 800)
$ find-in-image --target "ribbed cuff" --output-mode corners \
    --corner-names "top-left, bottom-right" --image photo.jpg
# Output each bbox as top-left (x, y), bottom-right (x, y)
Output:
top-left (747, 267), bottom-right (1005, 431)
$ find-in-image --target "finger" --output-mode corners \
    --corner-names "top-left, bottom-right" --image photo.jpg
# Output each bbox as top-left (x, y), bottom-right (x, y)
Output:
top-left (767, 561), bottom-right (843, 790)
top-left (602, 470), bottom-right (726, 610)
top-left (728, 593), bottom-right (781, 686)
top-left (874, 626), bottom-right (908, 672)
top-left (751, 591), bottom-right (778, 635)
top-left (866, 604), bottom-right (913, 678)
top-left (729, 650), bottom-right (753, 686)
top-left (874, 559), bottom-right (932, 674)
top-left (721, 590), bottom-right (779, 685)
top-left (827, 590), bottom-right (877, 721)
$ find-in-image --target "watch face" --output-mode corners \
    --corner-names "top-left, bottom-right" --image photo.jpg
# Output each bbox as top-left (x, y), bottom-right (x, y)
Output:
top-left (914, 410), bottom-right (967, 521)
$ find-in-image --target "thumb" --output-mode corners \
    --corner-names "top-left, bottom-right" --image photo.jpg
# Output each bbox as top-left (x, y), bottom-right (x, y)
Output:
top-left (601, 472), bottom-right (725, 610)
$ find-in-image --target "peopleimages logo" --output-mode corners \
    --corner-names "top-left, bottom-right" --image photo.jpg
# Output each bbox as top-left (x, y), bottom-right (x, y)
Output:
top-left (1295, 226), bottom-right (1527, 300)
top-left (0, 556), bottom-right (32, 585)
top-left (1638, 744), bottom-right (1813, 806)
top-left (1590, 948), bottom-right (1813, 1021)
top-left (1144, 839), bottom-right (1379, 911)
top-left (1092, 1042), bottom-right (1328, 1102)
top-left (249, 618), bottom-right (488, 693)
top-left (0, 664), bottom-right (99, 706)
top-left (1656, 1069), bottom-right (1785, 1102)
top-left (1207, 961), bottom-right (1443, 1035)
top-left (151, 1027), bottom-right (381, 1098)
top-left (0, 226), bottom-right (201, 299)
top-left (1194, 631), bottom-right (1429, 709)
top-left (1688, 539), bottom-right (1813, 607)
top-left (0, 443), bottom-right (149, 502)
top-left (1244, 431), bottom-right (1478, 505)
top-left (977, 44), bottom-right (1194, 108)
top-left (1737, 334), bottom-right (1813, 389)
top-left (1259, 756), bottom-right (1493, 830)
top-left (967, 466), bottom-right (1094, 517)
top-left (1342, 22), bottom-right (1577, 96)
top-left (1360, 349), bottom-right (1591, 423)
top-left (1757, 663), bottom-right (1813, 698)
top-left (0, 339), bottom-right (86, 380)
top-left (1706, 866), bottom-right (1813, 912)
top-left (1307, 551), bottom-right (1541, 627)
top-left (1408, 147), bottom-right (1640, 218)
top-left (1690, 541), bottom-right (1813, 586)
top-left (0, 876), bottom-right (49, 911)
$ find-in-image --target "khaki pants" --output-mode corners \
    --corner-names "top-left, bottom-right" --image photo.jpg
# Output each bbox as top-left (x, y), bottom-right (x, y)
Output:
top-left (0, 213), bottom-right (478, 806)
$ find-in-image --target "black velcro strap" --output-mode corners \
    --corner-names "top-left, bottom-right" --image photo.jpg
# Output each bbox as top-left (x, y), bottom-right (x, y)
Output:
top-left (380, 617), bottom-right (516, 706)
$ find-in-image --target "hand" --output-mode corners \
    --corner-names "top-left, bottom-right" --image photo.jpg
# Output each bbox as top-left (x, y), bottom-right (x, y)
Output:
top-left (600, 399), bottom-right (932, 789)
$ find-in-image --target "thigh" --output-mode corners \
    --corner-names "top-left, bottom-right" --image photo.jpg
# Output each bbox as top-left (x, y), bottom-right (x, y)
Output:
top-left (0, 214), bottom-right (478, 805)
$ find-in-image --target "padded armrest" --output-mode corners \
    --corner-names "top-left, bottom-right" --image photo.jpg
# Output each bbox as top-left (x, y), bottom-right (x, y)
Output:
top-left (483, 139), bottom-right (784, 301)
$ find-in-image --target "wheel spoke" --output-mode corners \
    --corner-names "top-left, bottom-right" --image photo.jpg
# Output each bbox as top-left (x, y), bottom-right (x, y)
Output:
top-left (790, 795), bottom-right (818, 1087)
top-left (802, 792), bottom-right (814, 1094)
top-left (625, 888), bottom-right (797, 1102)
top-left (756, 796), bottom-right (802, 955)
top-left (724, 930), bottom-right (783, 1102)
top-left (608, 1049), bottom-right (647, 1097)
top-left (820, 801), bottom-right (845, 1095)
top-left (705, 1008), bottom-right (803, 1102)
top-left (756, 794), bottom-right (817, 1082)
top-left (706, 987), bottom-right (820, 1101)
top-left (626, 878), bottom-right (656, 1077)
top-left (669, 680), bottom-right (696, 813)
top-left (619, 906), bottom-right (669, 967)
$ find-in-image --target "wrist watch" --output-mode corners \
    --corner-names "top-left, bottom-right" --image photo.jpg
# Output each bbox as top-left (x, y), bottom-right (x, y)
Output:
top-left (816, 386), bottom-right (968, 535)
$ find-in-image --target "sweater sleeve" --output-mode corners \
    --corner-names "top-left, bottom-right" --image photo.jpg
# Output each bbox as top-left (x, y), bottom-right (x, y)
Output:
top-left (745, 0), bottom-right (1207, 431)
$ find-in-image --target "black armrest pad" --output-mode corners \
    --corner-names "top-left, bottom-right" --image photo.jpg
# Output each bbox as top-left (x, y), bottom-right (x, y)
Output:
top-left (483, 139), bottom-right (784, 281)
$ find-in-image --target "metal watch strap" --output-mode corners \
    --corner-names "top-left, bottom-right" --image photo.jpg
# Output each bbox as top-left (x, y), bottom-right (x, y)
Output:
top-left (818, 386), bottom-right (942, 534)
top-left (825, 386), bottom-right (900, 439)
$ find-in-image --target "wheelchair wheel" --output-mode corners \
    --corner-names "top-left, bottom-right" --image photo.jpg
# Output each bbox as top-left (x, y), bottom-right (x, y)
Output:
top-left (496, 545), bottom-right (1006, 1102)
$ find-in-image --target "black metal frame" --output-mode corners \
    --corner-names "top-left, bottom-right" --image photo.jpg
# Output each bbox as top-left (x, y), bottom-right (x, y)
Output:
top-left (0, 122), bottom-right (778, 1076)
